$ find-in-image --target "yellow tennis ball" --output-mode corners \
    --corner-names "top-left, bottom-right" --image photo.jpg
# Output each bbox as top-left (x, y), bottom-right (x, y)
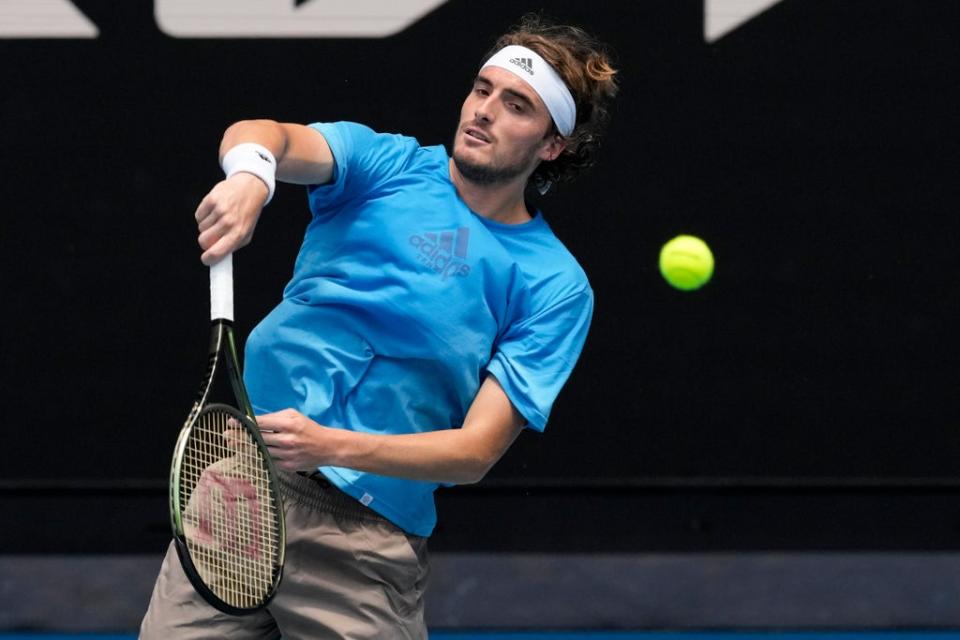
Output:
top-left (659, 235), bottom-right (714, 291)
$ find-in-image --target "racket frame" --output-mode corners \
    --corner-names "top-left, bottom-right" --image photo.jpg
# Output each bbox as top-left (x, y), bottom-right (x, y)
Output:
top-left (169, 257), bottom-right (286, 615)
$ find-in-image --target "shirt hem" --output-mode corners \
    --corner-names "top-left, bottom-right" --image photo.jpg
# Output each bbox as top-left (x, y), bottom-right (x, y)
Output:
top-left (318, 466), bottom-right (436, 537)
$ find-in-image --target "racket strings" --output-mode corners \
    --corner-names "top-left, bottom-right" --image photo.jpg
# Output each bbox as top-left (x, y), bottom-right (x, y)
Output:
top-left (179, 409), bottom-right (281, 609)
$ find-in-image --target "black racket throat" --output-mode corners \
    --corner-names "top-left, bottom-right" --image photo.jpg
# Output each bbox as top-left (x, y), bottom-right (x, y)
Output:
top-left (197, 319), bottom-right (254, 419)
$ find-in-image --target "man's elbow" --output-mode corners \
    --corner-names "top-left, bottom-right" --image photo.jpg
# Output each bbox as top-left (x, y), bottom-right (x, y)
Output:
top-left (220, 119), bottom-right (284, 154)
top-left (225, 118), bottom-right (279, 133)
top-left (457, 453), bottom-right (499, 485)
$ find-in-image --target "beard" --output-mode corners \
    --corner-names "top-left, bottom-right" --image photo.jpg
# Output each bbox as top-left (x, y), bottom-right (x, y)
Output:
top-left (452, 153), bottom-right (527, 186)
top-left (451, 132), bottom-right (540, 187)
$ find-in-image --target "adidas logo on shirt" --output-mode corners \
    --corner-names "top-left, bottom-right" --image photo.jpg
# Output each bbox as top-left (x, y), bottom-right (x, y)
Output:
top-left (409, 227), bottom-right (471, 280)
top-left (508, 57), bottom-right (534, 75)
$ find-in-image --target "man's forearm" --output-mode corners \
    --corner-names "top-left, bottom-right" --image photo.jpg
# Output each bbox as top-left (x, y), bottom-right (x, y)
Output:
top-left (327, 427), bottom-right (507, 485)
top-left (219, 119), bottom-right (334, 185)
top-left (258, 377), bottom-right (525, 484)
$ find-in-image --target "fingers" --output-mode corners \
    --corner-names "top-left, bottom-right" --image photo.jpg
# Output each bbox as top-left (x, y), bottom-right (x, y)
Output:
top-left (222, 427), bottom-right (253, 453)
top-left (253, 409), bottom-right (324, 472)
top-left (256, 414), bottom-right (290, 448)
top-left (194, 195), bottom-right (215, 230)
top-left (196, 207), bottom-right (218, 234)
top-left (222, 419), bottom-right (298, 471)
top-left (260, 432), bottom-right (298, 471)
top-left (200, 226), bottom-right (250, 266)
top-left (255, 409), bottom-right (298, 432)
top-left (194, 175), bottom-right (267, 264)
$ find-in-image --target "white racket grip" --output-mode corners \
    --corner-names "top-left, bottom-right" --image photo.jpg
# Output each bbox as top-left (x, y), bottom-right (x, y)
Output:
top-left (210, 255), bottom-right (234, 321)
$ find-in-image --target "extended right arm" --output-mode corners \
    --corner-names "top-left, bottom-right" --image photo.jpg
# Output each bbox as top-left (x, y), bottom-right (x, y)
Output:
top-left (196, 120), bottom-right (334, 264)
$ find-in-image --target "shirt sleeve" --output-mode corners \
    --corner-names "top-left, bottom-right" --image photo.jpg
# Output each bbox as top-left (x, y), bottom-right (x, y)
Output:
top-left (485, 287), bottom-right (594, 432)
top-left (305, 121), bottom-right (418, 214)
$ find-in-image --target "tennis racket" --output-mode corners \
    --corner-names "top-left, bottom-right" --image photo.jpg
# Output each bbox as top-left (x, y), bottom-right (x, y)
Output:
top-left (169, 254), bottom-right (285, 615)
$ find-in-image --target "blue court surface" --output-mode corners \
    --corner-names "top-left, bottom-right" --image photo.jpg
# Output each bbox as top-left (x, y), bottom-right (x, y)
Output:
top-left (3, 633), bottom-right (960, 640)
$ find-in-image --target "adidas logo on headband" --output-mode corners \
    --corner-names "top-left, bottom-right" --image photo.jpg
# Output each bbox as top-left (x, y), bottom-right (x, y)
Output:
top-left (508, 57), bottom-right (534, 75)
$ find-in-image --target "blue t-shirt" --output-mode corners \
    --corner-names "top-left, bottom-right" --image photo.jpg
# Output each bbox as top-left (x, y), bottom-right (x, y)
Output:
top-left (244, 121), bottom-right (593, 536)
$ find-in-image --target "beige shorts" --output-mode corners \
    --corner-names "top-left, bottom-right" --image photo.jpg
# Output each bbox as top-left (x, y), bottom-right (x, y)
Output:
top-left (140, 471), bottom-right (430, 640)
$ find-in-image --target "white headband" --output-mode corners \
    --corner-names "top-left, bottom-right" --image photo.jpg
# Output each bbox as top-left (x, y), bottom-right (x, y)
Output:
top-left (481, 45), bottom-right (577, 137)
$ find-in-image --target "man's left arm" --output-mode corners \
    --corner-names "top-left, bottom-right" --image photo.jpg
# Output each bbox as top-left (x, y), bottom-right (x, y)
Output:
top-left (257, 375), bottom-right (526, 485)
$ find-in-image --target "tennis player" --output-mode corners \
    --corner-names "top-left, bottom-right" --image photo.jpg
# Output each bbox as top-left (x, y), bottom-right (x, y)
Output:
top-left (141, 14), bottom-right (618, 639)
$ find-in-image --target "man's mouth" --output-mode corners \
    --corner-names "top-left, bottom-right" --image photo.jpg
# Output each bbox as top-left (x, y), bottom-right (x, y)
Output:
top-left (464, 126), bottom-right (491, 143)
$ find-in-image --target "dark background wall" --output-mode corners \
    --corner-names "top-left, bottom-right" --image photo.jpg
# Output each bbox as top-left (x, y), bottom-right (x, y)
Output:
top-left (2, 1), bottom-right (960, 553)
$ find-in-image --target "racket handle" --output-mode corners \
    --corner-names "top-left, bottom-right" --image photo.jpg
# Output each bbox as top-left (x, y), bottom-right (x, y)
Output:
top-left (210, 254), bottom-right (234, 321)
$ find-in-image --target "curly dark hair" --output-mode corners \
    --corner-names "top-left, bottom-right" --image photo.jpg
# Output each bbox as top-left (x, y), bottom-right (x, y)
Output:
top-left (483, 14), bottom-right (619, 192)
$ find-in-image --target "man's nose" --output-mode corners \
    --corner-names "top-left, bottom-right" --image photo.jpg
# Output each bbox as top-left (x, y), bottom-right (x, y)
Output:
top-left (475, 96), bottom-right (494, 122)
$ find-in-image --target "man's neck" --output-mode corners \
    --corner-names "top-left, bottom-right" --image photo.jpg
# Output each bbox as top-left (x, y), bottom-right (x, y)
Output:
top-left (449, 159), bottom-right (532, 225)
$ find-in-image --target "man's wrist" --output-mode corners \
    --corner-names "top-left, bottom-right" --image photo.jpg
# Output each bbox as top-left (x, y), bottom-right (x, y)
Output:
top-left (226, 172), bottom-right (270, 202)
top-left (325, 426), bottom-right (356, 468)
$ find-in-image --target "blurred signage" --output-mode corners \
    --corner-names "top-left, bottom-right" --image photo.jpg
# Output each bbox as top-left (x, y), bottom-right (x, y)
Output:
top-left (154, 0), bottom-right (450, 38)
top-left (0, 0), bottom-right (98, 38)
top-left (0, 0), bottom-right (785, 42)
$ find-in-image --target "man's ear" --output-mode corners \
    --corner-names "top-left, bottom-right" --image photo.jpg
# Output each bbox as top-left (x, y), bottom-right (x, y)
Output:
top-left (539, 133), bottom-right (567, 162)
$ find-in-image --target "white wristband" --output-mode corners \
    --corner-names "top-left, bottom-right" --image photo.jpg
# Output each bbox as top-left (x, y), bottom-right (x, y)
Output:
top-left (221, 143), bottom-right (277, 205)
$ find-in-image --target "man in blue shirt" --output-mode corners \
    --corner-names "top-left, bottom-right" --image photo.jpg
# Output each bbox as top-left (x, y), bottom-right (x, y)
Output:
top-left (142, 14), bottom-right (618, 640)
